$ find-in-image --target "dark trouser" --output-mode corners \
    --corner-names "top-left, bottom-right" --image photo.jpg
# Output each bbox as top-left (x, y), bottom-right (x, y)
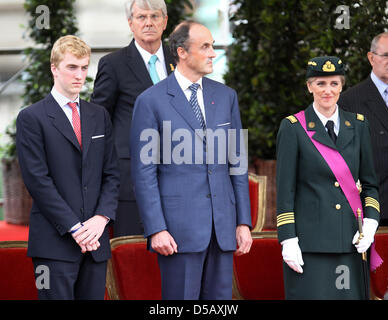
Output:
top-left (113, 200), bottom-right (144, 237)
top-left (157, 231), bottom-right (233, 300)
top-left (114, 158), bottom-right (144, 237)
top-left (32, 253), bottom-right (107, 300)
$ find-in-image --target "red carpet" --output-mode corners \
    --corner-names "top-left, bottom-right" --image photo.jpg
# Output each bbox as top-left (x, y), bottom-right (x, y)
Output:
top-left (0, 221), bottom-right (29, 241)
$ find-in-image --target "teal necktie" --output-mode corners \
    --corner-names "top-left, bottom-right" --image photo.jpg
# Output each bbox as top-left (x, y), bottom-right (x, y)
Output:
top-left (148, 55), bottom-right (160, 84)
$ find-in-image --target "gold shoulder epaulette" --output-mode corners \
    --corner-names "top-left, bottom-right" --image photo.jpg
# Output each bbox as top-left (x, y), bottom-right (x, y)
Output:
top-left (356, 113), bottom-right (364, 121)
top-left (286, 115), bottom-right (298, 123)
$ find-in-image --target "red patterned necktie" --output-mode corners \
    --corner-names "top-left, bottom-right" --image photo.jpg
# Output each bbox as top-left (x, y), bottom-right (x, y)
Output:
top-left (68, 102), bottom-right (82, 148)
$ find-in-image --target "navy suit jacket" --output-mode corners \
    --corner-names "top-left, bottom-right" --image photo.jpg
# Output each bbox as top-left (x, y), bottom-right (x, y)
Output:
top-left (91, 40), bottom-right (175, 201)
top-left (16, 94), bottom-right (120, 262)
top-left (130, 73), bottom-right (251, 253)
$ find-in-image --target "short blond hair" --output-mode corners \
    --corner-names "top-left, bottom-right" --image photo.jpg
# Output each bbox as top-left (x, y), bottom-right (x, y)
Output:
top-left (50, 35), bottom-right (91, 67)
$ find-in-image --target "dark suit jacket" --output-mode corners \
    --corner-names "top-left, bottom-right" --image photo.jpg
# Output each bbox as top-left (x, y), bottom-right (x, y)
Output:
top-left (130, 73), bottom-right (252, 253)
top-left (276, 105), bottom-right (380, 252)
top-left (91, 40), bottom-right (175, 201)
top-left (16, 94), bottom-right (120, 262)
top-left (338, 75), bottom-right (388, 223)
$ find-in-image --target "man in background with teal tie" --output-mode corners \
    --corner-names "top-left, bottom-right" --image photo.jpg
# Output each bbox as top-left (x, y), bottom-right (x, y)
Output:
top-left (92, 0), bottom-right (175, 236)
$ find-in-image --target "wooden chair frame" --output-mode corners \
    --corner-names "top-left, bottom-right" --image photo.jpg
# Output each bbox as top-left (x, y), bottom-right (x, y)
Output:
top-left (106, 235), bottom-right (147, 300)
top-left (232, 230), bottom-right (278, 300)
top-left (248, 173), bottom-right (267, 232)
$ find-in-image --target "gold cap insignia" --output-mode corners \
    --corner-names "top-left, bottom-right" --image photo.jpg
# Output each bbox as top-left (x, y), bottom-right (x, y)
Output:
top-left (322, 61), bottom-right (336, 72)
top-left (345, 120), bottom-right (351, 127)
top-left (357, 113), bottom-right (364, 121)
top-left (308, 122), bottom-right (315, 129)
top-left (308, 61), bottom-right (317, 66)
top-left (170, 64), bottom-right (175, 72)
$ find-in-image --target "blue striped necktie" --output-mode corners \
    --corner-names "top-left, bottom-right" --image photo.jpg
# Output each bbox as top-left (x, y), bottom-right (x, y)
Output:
top-left (189, 83), bottom-right (206, 130)
top-left (148, 55), bottom-right (160, 84)
top-left (384, 88), bottom-right (388, 107)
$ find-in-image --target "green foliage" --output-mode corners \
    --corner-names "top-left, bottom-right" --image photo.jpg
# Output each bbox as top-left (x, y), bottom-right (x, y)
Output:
top-left (0, 120), bottom-right (16, 161)
top-left (164, 0), bottom-right (193, 37)
top-left (224, 0), bottom-right (388, 160)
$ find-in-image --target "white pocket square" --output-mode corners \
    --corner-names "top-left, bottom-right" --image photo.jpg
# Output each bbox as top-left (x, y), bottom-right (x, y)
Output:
top-left (91, 135), bottom-right (105, 139)
top-left (217, 122), bottom-right (231, 127)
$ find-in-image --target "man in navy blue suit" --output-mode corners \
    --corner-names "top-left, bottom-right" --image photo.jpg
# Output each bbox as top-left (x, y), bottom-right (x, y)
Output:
top-left (16, 35), bottom-right (120, 300)
top-left (130, 21), bottom-right (252, 299)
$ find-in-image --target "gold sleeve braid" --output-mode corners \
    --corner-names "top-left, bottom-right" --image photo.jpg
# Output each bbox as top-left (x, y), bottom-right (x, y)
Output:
top-left (365, 197), bottom-right (380, 213)
top-left (277, 212), bottom-right (295, 227)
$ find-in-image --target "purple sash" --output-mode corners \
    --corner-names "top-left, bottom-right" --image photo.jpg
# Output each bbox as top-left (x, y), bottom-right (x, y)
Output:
top-left (295, 110), bottom-right (382, 271)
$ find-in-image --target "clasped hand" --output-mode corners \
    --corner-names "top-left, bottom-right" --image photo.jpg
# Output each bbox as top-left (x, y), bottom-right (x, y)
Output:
top-left (72, 215), bottom-right (109, 253)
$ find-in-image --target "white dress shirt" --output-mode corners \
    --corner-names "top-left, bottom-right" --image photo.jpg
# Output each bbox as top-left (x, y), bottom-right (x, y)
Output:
top-left (134, 40), bottom-right (167, 81)
top-left (174, 66), bottom-right (206, 123)
top-left (51, 87), bottom-right (80, 129)
top-left (313, 103), bottom-right (340, 136)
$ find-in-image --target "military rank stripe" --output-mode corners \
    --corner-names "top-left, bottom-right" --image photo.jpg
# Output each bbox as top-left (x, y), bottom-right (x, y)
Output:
top-left (277, 212), bottom-right (295, 227)
top-left (365, 197), bottom-right (380, 213)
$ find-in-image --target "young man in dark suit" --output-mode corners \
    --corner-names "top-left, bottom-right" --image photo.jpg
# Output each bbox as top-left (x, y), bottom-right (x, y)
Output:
top-left (339, 32), bottom-right (388, 226)
top-left (91, 0), bottom-right (175, 236)
top-left (16, 35), bottom-right (120, 300)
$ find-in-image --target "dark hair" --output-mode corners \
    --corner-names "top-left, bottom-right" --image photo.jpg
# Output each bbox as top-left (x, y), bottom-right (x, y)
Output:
top-left (168, 20), bottom-right (199, 63)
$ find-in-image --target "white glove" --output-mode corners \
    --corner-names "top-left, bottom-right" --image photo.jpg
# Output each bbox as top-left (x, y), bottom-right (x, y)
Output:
top-left (281, 237), bottom-right (304, 274)
top-left (352, 218), bottom-right (378, 253)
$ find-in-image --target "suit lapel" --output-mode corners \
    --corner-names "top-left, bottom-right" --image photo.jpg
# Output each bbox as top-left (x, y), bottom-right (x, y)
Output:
top-left (364, 76), bottom-right (388, 132)
top-left (80, 100), bottom-right (96, 160)
top-left (45, 94), bottom-right (81, 152)
top-left (202, 77), bottom-right (217, 131)
top-left (305, 105), bottom-right (337, 150)
top-left (125, 40), bottom-right (176, 88)
top-left (167, 73), bottom-right (204, 135)
top-left (125, 40), bottom-right (153, 88)
top-left (163, 43), bottom-right (176, 75)
top-left (336, 109), bottom-right (354, 151)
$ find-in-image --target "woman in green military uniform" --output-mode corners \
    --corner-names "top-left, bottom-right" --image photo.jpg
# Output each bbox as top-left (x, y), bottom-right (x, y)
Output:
top-left (276, 56), bottom-right (381, 299)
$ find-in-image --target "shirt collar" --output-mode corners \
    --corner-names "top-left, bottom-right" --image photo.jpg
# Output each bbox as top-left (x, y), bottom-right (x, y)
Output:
top-left (134, 40), bottom-right (164, 66)
top-left (51, 86), bottom-right (79, 108)
top-left (370, 71), bottom-right (388, 97)
top-left (174, 66), bottom-right (203, 92)
top-left (313, 103), bottom-right (340, 130)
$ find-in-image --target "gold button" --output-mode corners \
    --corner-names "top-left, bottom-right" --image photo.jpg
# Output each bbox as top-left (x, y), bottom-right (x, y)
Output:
top-left (336, 204), bottom-right (341, 210)
top-left (334, 182), bottom-right (340, 187)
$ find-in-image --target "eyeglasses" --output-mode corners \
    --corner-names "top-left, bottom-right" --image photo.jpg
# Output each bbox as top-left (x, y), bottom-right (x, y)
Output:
top-left (372, 51), bottom-right (388, 59)
top-left (133, 14), bottom-right (163, 22)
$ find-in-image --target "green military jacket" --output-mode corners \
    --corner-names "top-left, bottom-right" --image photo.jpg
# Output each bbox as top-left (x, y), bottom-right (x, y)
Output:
top-left (276, 104), bottom-right (380, 253)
